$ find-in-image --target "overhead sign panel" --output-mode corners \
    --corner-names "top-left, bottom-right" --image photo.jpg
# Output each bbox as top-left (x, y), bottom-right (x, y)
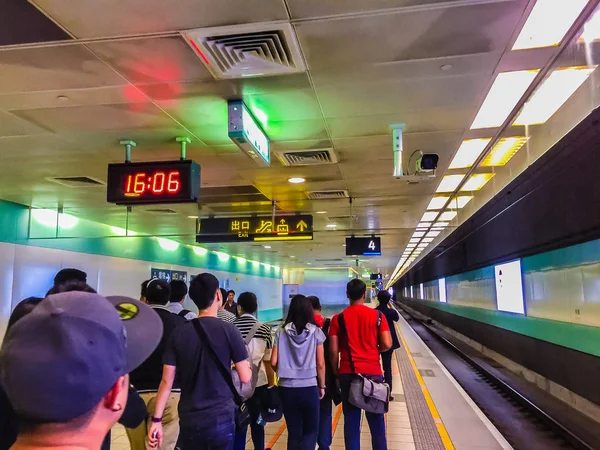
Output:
top-left (197, 215), bottom-right (313, 243)
top-left (106, 160), bottom-right (200, 205)
top-left (228, 100), bottom-right (270, 167)
top-left (346, 237), bottom-right (382, 256)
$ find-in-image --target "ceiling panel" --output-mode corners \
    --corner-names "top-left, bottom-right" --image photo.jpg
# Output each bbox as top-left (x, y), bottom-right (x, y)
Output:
top-left (11, 103), bottom-right (174, 133)
top-left (294, 1), bottom-right (528, 70)
top-left (326, 107), bottom-right (472, 138)
top-left (87, 37), bottom-right (213, 85)
top-left (0, 86), bottom-right (147, 111)
top-left (0, 110), bottom-right (51, 137)
top-left (0, 45), bottom-right (125, 94)
top-left (287, 0), bottom-right (473, 19)
top-left (31, 0), bottom-right (289, 38)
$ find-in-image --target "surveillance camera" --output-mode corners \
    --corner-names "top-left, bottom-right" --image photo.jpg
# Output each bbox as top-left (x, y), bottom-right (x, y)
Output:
top-left (416, 153), bottom-right (439, 173)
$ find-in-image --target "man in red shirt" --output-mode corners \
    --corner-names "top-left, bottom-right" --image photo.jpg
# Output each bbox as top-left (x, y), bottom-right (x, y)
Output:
top-left (329, 279), bottom-right (392, 450)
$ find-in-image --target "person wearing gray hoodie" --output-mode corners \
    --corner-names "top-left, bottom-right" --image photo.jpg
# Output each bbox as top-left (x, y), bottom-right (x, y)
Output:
top-left (271, 295), bottom-right (326, 450)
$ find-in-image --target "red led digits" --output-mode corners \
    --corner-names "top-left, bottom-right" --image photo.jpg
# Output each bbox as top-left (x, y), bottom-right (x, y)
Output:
top-left (124, 170), bottom-right (181, 196)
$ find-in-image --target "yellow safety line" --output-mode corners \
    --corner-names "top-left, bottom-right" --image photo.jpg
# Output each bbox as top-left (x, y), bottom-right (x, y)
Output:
top-left (396, 324), bottom-right (456, 450)
top-left (332, 403), bottom-right (343, 434)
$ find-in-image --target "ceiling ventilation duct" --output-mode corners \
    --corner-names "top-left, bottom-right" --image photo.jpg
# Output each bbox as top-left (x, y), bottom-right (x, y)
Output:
top-left (277, 148), bottom-right (338, 166)
top-left (305, 190), bottom-right (349, 200)
top-left (183, 22), bottom-right (306, 79)
top-left (47, 176), bottom-right (105, 187)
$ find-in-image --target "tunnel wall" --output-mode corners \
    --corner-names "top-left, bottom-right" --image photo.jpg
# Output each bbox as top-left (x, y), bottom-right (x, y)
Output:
top-left (0, 200), bottom-right (283, 338)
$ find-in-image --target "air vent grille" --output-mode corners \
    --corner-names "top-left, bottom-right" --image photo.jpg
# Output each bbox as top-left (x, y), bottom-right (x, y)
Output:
top-left (47, 176), bottom-right (105, 187)
top-left (185, 23), bottom-right (306, 79)
top-left (328, 215), bottom-right (358, 221)
top-left (306, 190), bottom-right (349, 200)
top-left (277, 148), bottom-right (337, 166)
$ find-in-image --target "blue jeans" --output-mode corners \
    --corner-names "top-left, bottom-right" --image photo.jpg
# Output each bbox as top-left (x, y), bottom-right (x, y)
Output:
top-left (339, 375), bottom-right (387, 450)
top-left (318, 395), bottom-right (333, 450)
top-left (233, 386), bottom-right (266, 450)
top-left (280, 386), bottom-right (320, 450)
top-left (178, 411), bottom-right (234, 450)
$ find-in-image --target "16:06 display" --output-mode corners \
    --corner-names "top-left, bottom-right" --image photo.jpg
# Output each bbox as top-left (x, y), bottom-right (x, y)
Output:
top-left (125, 170), bottom-right (181, 196)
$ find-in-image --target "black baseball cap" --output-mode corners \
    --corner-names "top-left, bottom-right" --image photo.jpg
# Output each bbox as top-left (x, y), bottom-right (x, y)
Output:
top-left (0, 292), bottom-right (163, 422)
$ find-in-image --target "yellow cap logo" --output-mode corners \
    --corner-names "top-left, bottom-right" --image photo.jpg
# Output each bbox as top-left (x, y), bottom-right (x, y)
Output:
top-left (115, 302), bottom-right (139, 321)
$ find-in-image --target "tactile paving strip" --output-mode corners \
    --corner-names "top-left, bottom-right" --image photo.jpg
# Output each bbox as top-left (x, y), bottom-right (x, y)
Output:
top-left (395, 348), bottom-right (446, 450)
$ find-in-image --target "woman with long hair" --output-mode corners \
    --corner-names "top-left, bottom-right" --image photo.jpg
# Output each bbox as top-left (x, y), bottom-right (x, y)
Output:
top-left (271, 295), bottom-right (326, 450)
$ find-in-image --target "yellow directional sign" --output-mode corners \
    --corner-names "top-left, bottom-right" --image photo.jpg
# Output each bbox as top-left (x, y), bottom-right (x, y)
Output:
top-left (198, 215), bottom-right (314, 243)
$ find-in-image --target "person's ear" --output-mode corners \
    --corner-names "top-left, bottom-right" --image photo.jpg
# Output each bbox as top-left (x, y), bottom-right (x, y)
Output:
top-left (103, 375), bottom-right (128, 413)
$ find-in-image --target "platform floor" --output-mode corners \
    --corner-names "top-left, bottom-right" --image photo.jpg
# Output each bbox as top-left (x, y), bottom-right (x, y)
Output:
top-left (111, 311), bottom-right (512, 450)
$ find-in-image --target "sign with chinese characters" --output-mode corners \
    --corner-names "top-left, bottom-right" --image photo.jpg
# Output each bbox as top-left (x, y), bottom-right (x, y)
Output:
top-left (171, 271), bottom-right (188, 283)
top-left (151, 268), bottom-right (172, 283)
top-left (228, 100), bottom-right (270, 167)
top-left (197, 215), bottom-right (313, 243)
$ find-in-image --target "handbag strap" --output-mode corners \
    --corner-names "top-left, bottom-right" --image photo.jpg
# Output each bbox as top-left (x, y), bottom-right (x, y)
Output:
top-left (245, 321), bottom-right (262, 345)
top-left (338, 313), bottom-right (356, 374)
top-left (192, 319), bottom-right (244, 406)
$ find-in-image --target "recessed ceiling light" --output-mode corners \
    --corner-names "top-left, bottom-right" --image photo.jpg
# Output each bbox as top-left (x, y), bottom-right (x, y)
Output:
top-left (422, 237), bottom-right (434, 243)
top-left (448, 195), bottom-right (474, 209)
top-left (290, 255), bottom-right (296, 258)
top-left (427, 230), bottom-right (441, 238)
top-left (449, 139), bottom-right (491, 169)
top-left (264, 245), bottom-right (271, 249)
top-left (307, 262), bottom-right (312, 265)
top-left (427, 196), bottom-right (449, 210)
top-left (316, 211), bottom-right (327, 214)
top-left (407, 244), bottom-right (416, 249)
top-left (482, 137), bottom-right (528, 167)
top-left (417, 222), bottom-right (432, 229)
top-left (514, 67), bottom-right (596, 126)
top-left (409, 238), bottom-right (419, 244)
top-left (462, 173), bottom-right (494, 191)
top-left (326, 224), bottom-right (337, 229)
top-left (288, 177), bottom-right (305, 184)
top-left (412, 231), bottom-right (425, 238)
top-left (436, 175), bottom-right (465, 193)
top-left (187, 215), bottom-right (198, 219)
top-left (513, 0), bottom-right (588, 50)
top-left (434, 222), bottom-right (450, 228)
top-left (470, 71), bottom-right (538, 130)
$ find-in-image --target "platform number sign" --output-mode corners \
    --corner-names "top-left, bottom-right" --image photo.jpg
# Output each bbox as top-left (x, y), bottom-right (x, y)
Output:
top-left (345, 237), bottom-right (382, 256)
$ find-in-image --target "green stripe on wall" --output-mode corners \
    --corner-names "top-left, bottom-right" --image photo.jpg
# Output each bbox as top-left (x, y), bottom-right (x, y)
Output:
top-left (419, 300), bottom-right (600, 357)
top-left (258, 308), bottom-right (283, 322)
top-left (0, 200), bottom-right (280, 279)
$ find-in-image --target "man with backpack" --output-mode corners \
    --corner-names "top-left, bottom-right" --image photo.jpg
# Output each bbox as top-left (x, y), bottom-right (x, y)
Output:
top-left (232, 292), bottom-right (276, 450)
top-left (149, 273), bottom-right (251, 450)
top-left (127, 279), bottom-right (187, 450)
top-left (168, 279), bottom-right (197, 320)
top-left (329, 279), bottom-right (392, 450)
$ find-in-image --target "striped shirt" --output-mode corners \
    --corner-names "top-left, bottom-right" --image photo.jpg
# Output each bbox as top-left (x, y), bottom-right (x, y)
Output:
top-left (217, 309), bottom-right (236, 324)
top-left (233, 314), bottom-right (273, 349)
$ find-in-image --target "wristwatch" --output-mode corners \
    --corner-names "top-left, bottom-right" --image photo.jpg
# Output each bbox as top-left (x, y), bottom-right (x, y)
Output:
top-left (151, 417), bottom-right (162, 423)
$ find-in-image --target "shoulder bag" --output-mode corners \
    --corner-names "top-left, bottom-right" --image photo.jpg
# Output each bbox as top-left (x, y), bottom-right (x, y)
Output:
top-left (338, 312), bottom-right (390, 414)
top-left (232, 321), bottom-right (262, 400)
top-left (192, 320), bottom-right (251, 431)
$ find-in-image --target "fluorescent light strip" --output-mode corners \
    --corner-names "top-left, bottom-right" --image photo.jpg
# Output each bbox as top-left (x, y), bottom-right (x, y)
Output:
top-left (427, 196), bottom-right (449, 210)
top-left (422, 237), bottom-right (434, 243)
top-left (421, 211), bottom-right (438, 222)
top-left (447, 195), bottom-right (473, 209)
top-left (427, 230), bottom-right (441, 238)
top-left (513, 0), bottom-right (588, 50)
top-left (462, 173), bottom-right (494, 191)
top-left (482, 137), bottom-right (528, 167)
top-left (471, 71), bottom-right (539, 130)
top-left (417, 222), bottom-right (432, 229)
top-left (449, 139), bottom-right (491, 169)
top-left (439, 211), bottom-right (457, 221)
top-left (434, 222), bottom-right (449, 228)
top-left (436, 175), bottom-right (465, 193)
top-left (412, 231), bottom-right (425, 238)
top-left (409, 238), bottom-right (420, 244)
top-left (514, 66), bottom-right (596, 126)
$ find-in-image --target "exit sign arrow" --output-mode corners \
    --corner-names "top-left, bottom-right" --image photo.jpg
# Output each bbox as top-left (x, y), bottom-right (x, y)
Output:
top-left (296, 220), bottom-right (308, 232)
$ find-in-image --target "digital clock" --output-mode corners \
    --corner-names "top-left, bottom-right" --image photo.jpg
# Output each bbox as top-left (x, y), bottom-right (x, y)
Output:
top-left (106, 160), bottom-right (200, 205)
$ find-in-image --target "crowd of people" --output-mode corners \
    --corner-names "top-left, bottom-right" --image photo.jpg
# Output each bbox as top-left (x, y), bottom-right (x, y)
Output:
top-left (0, 268), bottom-right (401, 450)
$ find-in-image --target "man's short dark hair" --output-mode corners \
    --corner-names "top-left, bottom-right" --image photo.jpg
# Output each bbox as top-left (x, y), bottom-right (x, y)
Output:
top-left (227, 290), bottom-right (235, 297)
top-left (145, 279), bottom-right (171, 306)
top-left (347, 279), bottom-right (367, 302)
top-left (169, 280), bottom-right (188, 303)
top-left (307, 295), bottom-right (321, 311)
top-left (141, 279), bottom-right (151, 298)
top-left (189, 273), bottom-right (220, 311)
top-left (377, 290), bottom-right (392, 305)
top-left (238, 292), bottom-right (258, 315)
top-left (53, 268), bottom-right (87, 286)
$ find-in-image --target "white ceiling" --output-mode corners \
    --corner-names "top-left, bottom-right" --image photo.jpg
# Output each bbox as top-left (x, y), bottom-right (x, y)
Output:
top-left (0, 0), bottom-right (576, 276)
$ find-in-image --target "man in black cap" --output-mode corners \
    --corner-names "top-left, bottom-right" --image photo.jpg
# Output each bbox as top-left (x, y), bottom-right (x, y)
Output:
top-left (0, 291), bottom-right (163, 450)
top-left (46, 268), bottom-right (88, 296)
